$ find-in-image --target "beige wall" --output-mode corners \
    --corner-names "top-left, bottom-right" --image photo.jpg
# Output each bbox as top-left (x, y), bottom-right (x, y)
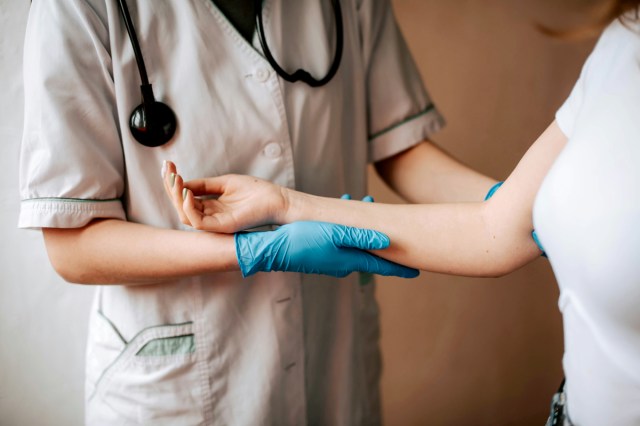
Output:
top-left (0, 2), bottom-right (599, 425)
top-left (374, 1), bottom-right (596, 425)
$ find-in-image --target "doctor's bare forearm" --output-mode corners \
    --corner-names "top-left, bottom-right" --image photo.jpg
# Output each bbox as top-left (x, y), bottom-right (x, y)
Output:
top-left (375, 140), bottom-right (497, 204)
top-left (42, 219), bottom-right (238, 285)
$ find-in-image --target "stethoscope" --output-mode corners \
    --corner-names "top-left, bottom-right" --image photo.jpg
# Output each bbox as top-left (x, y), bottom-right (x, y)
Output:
top-left (116, 0), bottom-right (344, 148)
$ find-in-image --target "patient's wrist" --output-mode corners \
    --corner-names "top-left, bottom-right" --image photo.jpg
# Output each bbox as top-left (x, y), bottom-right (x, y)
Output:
top-left (282, 189), bottom-right (324, 225)
top-left (280, 188), bottom-right (303, 224)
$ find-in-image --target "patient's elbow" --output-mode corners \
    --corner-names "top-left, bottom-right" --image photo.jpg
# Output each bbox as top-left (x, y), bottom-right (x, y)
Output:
top-left (477, 253), bottom-right (532, 278)
top-left (481, 267), bottom-right (512, 279)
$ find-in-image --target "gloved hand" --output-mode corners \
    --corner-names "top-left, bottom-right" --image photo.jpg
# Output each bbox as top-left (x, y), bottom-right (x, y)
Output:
top-left (484, 181), bottom-right (504, 201)
top-left (235, 221), bottom-right (419, 278)
top-left (341, 194), bottom-right (375, 285)
top-left (484, 181), bottom-right (547, 257)
top-left (340, 194), bottom-right (374, 202)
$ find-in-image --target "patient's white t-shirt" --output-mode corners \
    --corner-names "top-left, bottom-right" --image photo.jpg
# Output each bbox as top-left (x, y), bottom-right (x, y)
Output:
top-left (533, 16), bottom-right (640, 426)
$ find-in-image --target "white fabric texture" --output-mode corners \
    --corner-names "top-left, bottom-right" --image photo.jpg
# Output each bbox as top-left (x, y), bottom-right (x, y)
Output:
top-left (533, 16), bottom-right (640, 426)
top-left (19, 0), bottom-right (444, 424)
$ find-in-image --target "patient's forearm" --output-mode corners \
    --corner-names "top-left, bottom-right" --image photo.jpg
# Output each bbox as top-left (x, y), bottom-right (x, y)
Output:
top-left (280, 122), bottom-right (566, 276)
top-left (284, 192), bottom-right (540, 277)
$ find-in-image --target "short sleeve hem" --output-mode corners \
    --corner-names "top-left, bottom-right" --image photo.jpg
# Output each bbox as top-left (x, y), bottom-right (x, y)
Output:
top-left (368, 105), bottom-right (445, 163)
top-left (18, 198), bottom-right (126, 229)
top-left (555, 102), bottom-right (575, 138)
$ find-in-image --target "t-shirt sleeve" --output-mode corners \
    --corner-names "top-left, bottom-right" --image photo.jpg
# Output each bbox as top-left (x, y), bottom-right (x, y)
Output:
top-left (19, 0), bottom-right (126, 229)
top-left (554, 19), bottom-right (622, 139)
top-left (557, 17), bottom-right (640, 140)
top-left (555, 52), bottom-right (594, 139)
top-left (358, 0), bottom-right (445, 163)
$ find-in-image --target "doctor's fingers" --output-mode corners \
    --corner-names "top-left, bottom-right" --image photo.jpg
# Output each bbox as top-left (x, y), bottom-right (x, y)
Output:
top-left (180, 175), bottom-right (235, 197)
top-left (341, 249), bottom-right (420, 279)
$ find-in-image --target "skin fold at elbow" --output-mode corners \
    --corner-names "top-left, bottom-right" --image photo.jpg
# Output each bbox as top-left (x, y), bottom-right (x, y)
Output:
top-left (43, 250), bottom-right (92, 285)
top-left (42, 227), bottom-right (95, 285)
top-left (473, 248), bottom-right (539, 278)
top-left (479, 263), bottom-right (518, 279)
top-left (422, 236), bottom-right (537, 279)
top-left (429, 260), bottom-right (521, 279)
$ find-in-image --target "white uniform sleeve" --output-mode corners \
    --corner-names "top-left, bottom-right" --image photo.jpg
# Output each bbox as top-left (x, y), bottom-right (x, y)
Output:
top-left (358, 0), bottom-right (445, 162)
top-left (19, 0), bottom-right (126, 229)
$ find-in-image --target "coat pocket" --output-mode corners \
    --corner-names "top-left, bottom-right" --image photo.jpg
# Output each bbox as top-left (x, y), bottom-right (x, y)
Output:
top-left (86, 311), bottom-right (204, 425)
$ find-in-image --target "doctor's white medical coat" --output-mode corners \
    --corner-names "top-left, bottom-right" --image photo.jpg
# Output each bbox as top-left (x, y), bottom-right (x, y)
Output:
top-left (19, 0), bottom-right (444, 424)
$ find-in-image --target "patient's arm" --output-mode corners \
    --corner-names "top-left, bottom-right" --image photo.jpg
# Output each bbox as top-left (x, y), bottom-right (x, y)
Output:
top-left (285, 122), bottom-right (565, 276)
top-left (164, 121), bottom-right (567, 277)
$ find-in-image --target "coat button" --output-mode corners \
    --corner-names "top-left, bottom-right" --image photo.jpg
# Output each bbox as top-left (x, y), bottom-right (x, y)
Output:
top-left (264, 143), bottom-right (282, 158)
top-left (255, 68), bottom-right (270, 83)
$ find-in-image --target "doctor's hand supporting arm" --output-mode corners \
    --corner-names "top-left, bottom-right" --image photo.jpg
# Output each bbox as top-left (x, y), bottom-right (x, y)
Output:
top-left (373, 140), bottom-right (498, 204)
top-left (166, 121), bottom-right (566, 277)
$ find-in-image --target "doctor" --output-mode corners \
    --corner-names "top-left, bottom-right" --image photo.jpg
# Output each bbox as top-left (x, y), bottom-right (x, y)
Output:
top-left (20, 0), bottom-right (495, 424)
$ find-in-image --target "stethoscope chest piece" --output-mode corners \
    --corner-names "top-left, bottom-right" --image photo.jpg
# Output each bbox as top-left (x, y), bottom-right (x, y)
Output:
top-left (129, 98), bottom-right (177, 147)
top-left (117, 0), bottom-right (177, 147)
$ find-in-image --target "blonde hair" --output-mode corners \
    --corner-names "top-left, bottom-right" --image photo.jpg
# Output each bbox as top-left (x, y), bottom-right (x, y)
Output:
top-left (596, 0), bottom-right (639, 28)
top-left (541, 0), bottom-right (639, 38)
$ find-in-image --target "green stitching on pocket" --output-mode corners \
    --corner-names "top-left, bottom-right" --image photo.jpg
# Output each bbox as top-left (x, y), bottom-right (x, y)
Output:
top-left (135, 334), bottom-right (195, 357)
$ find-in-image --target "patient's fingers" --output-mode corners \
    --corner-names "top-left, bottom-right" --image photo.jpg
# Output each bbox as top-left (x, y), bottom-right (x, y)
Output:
top-left (182, 189), bottom-right (219, 231)
top-left (181, 175), bottom-right (234, 196)
top-left (162, 161), bottom-right (177, 196)
top-left (183, 191), bottom-right (239, 233)
top-left (172, 174), bottom-right (192, 226)
top-left (182, 190), bottom-right (202, 228)
top-left (162, 161), bottom-right (192, 226)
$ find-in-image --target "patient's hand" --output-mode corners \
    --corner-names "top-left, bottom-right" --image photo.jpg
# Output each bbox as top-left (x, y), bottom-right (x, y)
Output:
top-left (162, 161), bottom-right (288, 233)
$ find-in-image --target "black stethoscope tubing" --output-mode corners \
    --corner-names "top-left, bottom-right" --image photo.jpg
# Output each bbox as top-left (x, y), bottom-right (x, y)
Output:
top-left (255, 0), bottom-right (344, 87)
top-left (117, 0), bottom-right (150, 87)
top-left (117, 0), bottom-right (344, 147)
top-left (117, 0), bottom-right (178, 147)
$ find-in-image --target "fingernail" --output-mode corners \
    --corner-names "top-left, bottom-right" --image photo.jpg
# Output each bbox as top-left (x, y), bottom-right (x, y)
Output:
top-left (170, 173), bottom-right (176, 187)
top-left (341, 194), bottom-right (352, 200)
top-left (406, 268), bottom-right (420, 279)
top-left (362, 195), bottom-right (374, 203)
top-left (161, 160), bottom-right (167, 178)
top-left (182, 188), bottom-right (188, 199)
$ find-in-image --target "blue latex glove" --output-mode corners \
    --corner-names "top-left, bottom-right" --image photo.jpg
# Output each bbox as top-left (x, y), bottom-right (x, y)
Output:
top-left (484, 181), bottom-right (504, 201)
top-left (235, 221), bottom-right (419, 278)
top-left (340, 193), bottom-right (375, 284)
top-left (484, 181), bottom-right (547, 257)
top-left (341, 194), bottom-right (374, 202)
